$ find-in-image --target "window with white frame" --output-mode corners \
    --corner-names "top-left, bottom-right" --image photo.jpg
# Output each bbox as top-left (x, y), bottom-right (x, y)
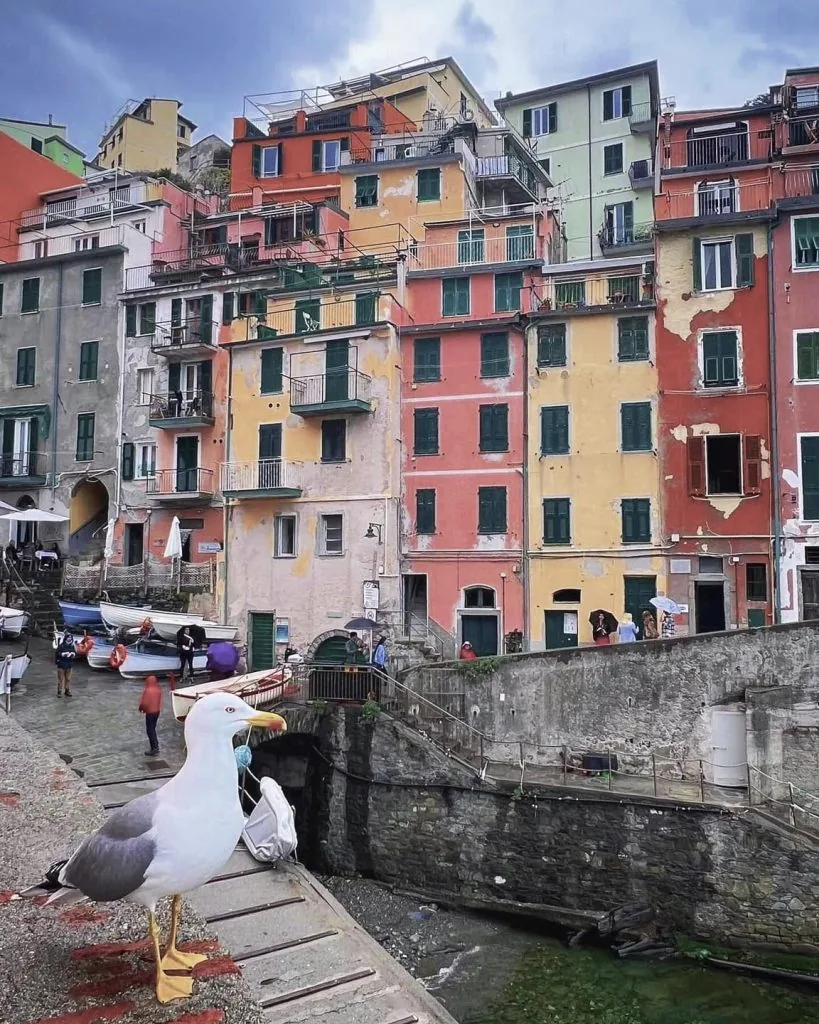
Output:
top-left (34, 240), bottom-right (48, 259)
top-left (318, 513), bottom-right (343, 555)
top-left (261, 146), bottom-right (279, 177)
top-left (701, 239), bottom-right (734, 290)
top-left (603, 85), bottom-right (632, 121)
top-left (136, 368), bottom-right (154, 405)
top-left (697, 180), bottom-right (737, 217)
top-left (135, 443), bottom-right (156, 479)
top-left (274, 515), bottom-right (297, 557)
top-left (74, 235), bottom-right (100, 251)
top-left (322, 140), bottom-right (341, 171)
top-left (134, 220), bottom-right (147, 233)
top-left (531, 104), bottom-right (557, 136)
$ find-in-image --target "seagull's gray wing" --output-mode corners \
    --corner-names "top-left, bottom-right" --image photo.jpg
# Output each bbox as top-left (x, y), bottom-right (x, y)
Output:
top-left (61, 790), bottom-right (159, 901)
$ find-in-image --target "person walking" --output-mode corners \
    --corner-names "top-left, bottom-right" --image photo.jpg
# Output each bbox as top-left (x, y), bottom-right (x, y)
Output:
top-left (661, 610), bottom-right (677, 639)
top-left (345, 631), bottom-right (364, 664)
top-left (138, 674), bottom-right (162, 757)
top-left (642, 610), bottom-right (659, 640)
top-left (177, 627), bottom-right (196, 681)
top-left (372, 635), bottom-right (388, 672)
top-left (55, 631), bottom-right (76, 697)
top-left (592, 612), bottom-right (611, 646)
top-left (617, 613), bottom-right (639, 644)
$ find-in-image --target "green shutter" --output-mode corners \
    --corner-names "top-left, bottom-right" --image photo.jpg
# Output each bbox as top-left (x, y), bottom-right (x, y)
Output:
top-left (416, 489), bottom-right (436, 534)
top-left (414, 408), bottom-right (439, 455)
top-left (76, 413), bottom-right (95, 461)
top-left (168, 363), bottom-right (181, 393)
top-left (478, 487), bottom-right (507, 534)
top-left (735, 233), bottom-right (755, 287)
top-left (79, 341), bottom-right (99, 381)
top-left (507, 225), bottom-right (534, 261)
top-left (413, 337), bottom-right (440, 381)
top-left (253, 290), bottom-right (267, 319)
top-left (252, 145), bottom-right (261, 177)
top-left (355, 292), bottom-right (377, 325)
top-left (802, 437), bottom-right (819, 520)
top-left (21, 278), bottom-right (40, 313)
top-left (121, 442), bottom-right (135, 481)
top-left (479, 405), bottom-right (509, 452)
top-left (222, 292), bottom-right (234, 325)
top-left (480, 332), bottom-right (510, 377)
top-left (355, 175), bottom-right (378, 207)
top-left (522, 108), bottom-right (532, 137)
top-left (16, 348), bottom-right (35, 387)
top-left (621, 402), bottom-right (652, 451)
top-left (82, 268), bottom-right (102, 305)
top-left (548, 103), bottom-right (558, 133)
top-left (622, 86), bottom-right (632, 116)
top-left (540, 406), bottom-right (569, 454)
top-left (797, 332), bottom-right (819, 381)
top-left (0, 281), bottom-right (4, 316)
top-left (171, 297), bottom-right (182, 328)
top-left (126, 304), bottom-right (137, 336)
top-left (622, 499), bottom-right (651, 543)
top-left (458, 228), bottom-right (485, 263)
top-left (198, 294), bottom-right (213, 343)
top-left (603, 90), bottom-right (614, 120)
top-left (537, 324), bottom-right (566, 367)
top-left (692, 237), bottom-right (702, 291)
top-left (417, 168), bottom-right (441, 201)
top-left (618, 316), bottom-right (649, 361)
top-left (140, 301), bottom-right (156, 335)
top-left (312, 140), bottom-right (322, 171)
top-left (702, 331), bottom-right (738, 387)
top-left (294, 297), bottom-right (320, 333)
top-left (442, 277), bottom-right (470, 317)
top-left (494, 272), bottom-right (523, 312)
top-left (260, 348), bottom-right (283, 394)
top-left (543, 498), bottom-right (570, 545)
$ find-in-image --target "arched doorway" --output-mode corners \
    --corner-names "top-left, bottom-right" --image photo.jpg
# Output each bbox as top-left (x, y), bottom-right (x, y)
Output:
top-left (308, 631), bottom-right (349, 664)
top-left (69, 479), bottom-right (109, 556)
top-left (459, 585), bottom-right (499, 656)
top-left (14, 495), bottom-right (36, 548)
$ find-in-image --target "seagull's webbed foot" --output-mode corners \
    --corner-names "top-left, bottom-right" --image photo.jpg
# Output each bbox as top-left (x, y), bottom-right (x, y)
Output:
top-left (160, 894), bottom-right (208, 972)
top-left (149, 910), bottom-right (194, 1003)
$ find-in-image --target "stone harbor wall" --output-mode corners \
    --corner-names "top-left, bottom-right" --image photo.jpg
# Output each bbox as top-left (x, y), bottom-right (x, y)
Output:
top-left (747, 683), bottom-right (819, 808)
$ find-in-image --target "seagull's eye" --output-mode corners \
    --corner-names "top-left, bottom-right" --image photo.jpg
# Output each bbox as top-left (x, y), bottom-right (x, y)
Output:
top-left (225, 706), bottom-right (236, 714)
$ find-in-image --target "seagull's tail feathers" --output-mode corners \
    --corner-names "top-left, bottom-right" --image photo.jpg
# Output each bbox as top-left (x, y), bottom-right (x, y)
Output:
top-left (14, 859), bottom-right (87, 906)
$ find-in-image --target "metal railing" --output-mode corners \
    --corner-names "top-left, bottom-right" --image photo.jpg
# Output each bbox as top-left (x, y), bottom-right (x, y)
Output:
top-left (305, 109), bottom-right (353, 131)
top-left (264, 295), bottom-right (379, 336)
top-left (748, 765), bottom-right (819, 835)
top-left (787, 116), bottom-right (819, 148)
top-left (220, 459), bottom-right (301, 493)
top-left (290, 369), bottom-right (372, 409)
top-left (784, 164), bottom-right (819, 197)
top-left (146, 467), bottom-right (214, 497)
top-left (661, 129), bottom-right (770, 169)
top-left (475, 154), bottom-right (538, 195)
top-left (123, 243), bottom-right (256, 292)
top-left (150, 319), bottom-right (218, 354)
top-left (533, 274), bottom-right (654, 312)
top-left (598, 221), bottom-right (654, 250)
top-left (628, 159), bottom-right (653, 186)
top-left (62, 559), bottom-right (214, 593)
top-left (350, 135), bottom-right (456, 164)
top-left (629, 101), bottom-right (653, 126)
top-left (408, 232), bottom-right (539, 272)
top-left (149, 390), bottom-right (215, 422)
top-left (658, 179), bottom-right (773, 221)
top-left (19, 225), bottom-right (125, 262)
top-left (20, 181), bottom-right (164, 229)
top-left (0, 452), bottom-right (48, 480)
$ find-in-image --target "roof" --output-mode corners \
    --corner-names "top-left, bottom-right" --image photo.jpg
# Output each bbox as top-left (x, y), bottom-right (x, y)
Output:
top-left (0, 115), bottom-right (67, 130)
top-left (495, 60), bottom-right (660, 111)
top-left (43, 134), bottom-right (86, 157)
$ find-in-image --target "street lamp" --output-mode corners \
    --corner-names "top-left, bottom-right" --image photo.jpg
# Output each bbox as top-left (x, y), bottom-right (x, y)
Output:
top-left (364, 523), bottom-right (383, 543)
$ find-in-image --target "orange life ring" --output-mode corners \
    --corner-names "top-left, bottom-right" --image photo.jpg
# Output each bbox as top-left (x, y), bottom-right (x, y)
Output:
top-left (109, 644), bottom-right (127, 669)
top-left (77, 636), bottom-right (94, 656)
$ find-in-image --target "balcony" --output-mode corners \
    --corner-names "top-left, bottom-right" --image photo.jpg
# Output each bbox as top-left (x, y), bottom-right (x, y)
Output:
top-left (220, 459), bottom-right (302, 499)
top-left (123, 244), bottom-right (257, 292)
top-left (598, 221), bottom-right (653, 255)
top-left (19, 225), bottom-right (125, 263)
top-left (534, 274), bottom-right (654, 316)
top-left (148, 391), bottom-right (215, 429)
top-left (349, 135), bottom-right (456, 165)
top-left (147, 468), bottom-right (214, 503)
top-left (290, 370), bottom-right (372, 417)
top-left (628, 159), bottom-right (654, 189)
top-left (629, 101), bottom-right (654, 133)
top-left (408, 231), bottom-right (540, 273)
top-left (786, 116), bottom-right (819, 152)
top-left (475, 154), bottom-right (539, 200)
top-left (661, 129), bottom-right (770, 172)
top-left (20, 182), bottom-right (163, 231)
top-left (150, 319), bottom-right (218, 358)
top-left (783, 165), bottom-right (819, 198)
top-left (262, 294), bottom-right (382, 338)
top-left (0, 451), bottom-right (48, 487)
top-left (657, 179), bottom-right (775, 222)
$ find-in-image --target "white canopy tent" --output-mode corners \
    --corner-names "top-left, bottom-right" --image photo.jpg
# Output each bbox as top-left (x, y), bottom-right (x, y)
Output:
top-left (0, 509), bottom-right (68, 523)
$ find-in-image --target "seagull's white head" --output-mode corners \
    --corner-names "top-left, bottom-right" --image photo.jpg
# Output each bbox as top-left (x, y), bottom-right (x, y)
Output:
top-left (185, 692), bottom-right (287, 741)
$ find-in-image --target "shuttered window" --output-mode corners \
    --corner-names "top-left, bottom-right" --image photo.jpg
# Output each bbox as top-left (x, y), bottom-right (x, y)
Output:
top-left (540, 405), bottom-right (570, 455)
top-left (414, 338), bottom-right (441, 381)
top-left (621, 498), bottom-right (651, 543)
top-left (702, 331), bottom-right (739, 387)
top-left (621, 402), bottom-right (652, 451)
top-left (355, 175), bottom-right (378, 207)
top-left (744, 435), bottom-right (762, 495)
top-left (79, 341), bottom-right (99, 381)
top-left (417, 168), bottom-right (441, 201)
top-left (478, 487), bottom-right (507, 534)
top-left (494, 271), bottom-right (523, 312)
top-left (796, 331), bottom-right (819, 380)
top-left (355, 292), bottom-right (377, 325)
top-left (222, 292), bottom-right (235, 325)
top-left (82, 268), bottom-right (102, 305)
top-left (537, 324), bottom-right (566, 367)
top-left (803, 436), bottom-right (819, 520)
top-left (260, 348), bottom-right (283, 394)
top-left (321, 419), bottom-right (346, 462)
top-left (16, 348), bottom-right (35, 387)
top-left (522, 103), bottom-right (557, 137)
top-left (414, 408), bottom-right (439, 455)
top-left (416, 489), bottom-right (436, 534)
top-left (442, 277), bottom-right (470, 317)
top-left (479, 404), bottom-right (509, 452)
top-left (480, 332), bottom-right (509, 377)
top-left (687, 436), bottom-right (706, 496)
top-left (618, 316), bottom-right (649, 361)
top-left (543, 498), bottom-right (571, 545)
top-left (555, 280), bottom-right (585, 308)
top-left (294, 298), bottom-right (320, 333)
top-left (121, 442), bottom-right (135, 481)
top-left (21, 277), bottom-right (40, 313)
top-left (76, 413), bottom-right (95, 461)
top-left (794, 216), bottom-right (819, 267)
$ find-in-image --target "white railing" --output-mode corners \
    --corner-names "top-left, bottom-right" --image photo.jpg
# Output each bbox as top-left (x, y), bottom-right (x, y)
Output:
top-left (20, 225), bottom-right (126, 262)
top-left (220, 459), bottom-right (302, 493)
top-left (409, 232), bottom-right (539, 272)
top-left (20, 182), bottom-right (160, 230)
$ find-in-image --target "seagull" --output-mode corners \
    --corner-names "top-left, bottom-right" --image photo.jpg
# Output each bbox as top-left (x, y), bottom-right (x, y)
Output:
top-left (18, 693), bottom-right (286, 1004)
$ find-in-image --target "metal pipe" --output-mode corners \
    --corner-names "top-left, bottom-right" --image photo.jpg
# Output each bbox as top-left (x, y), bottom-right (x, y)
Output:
top-left (587, 85), bottom-right (593, 259)
top-left (222, 344), bottom-right (234, 627)
top-left (521, 321), bottom-right (530, 650)
top-left (767, 220), bottom-right (783, 623)
top-left (50, 262), bottom-right (64, 492)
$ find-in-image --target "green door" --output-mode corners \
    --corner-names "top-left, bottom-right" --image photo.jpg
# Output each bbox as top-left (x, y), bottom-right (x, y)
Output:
top-left (545, 610), bottom-right (578, 650)
top-left (747, 608), bottom-right (766, 628)
top-left (314, 635), bottom-right (348, 663)
top-left (250, 612), bottom-right (276, 670)
top-left (624, 576), bottom-right (657, 638)
top-left (175, 436), bottom-right (199, 492)
top-left (461, 615), bottom-right (499, 656)
top-left (325, 339), bottom-right (349, 403)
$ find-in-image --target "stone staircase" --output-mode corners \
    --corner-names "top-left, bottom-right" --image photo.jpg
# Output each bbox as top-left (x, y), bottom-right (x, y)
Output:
top-left (2, 565), bottom-right (64, 635)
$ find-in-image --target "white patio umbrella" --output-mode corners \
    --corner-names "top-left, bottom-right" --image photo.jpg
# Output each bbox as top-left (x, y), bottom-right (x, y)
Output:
top-left (0, 509), bottom-right (68, 522)
top-left (164, 516), bottom-right (183, 560)
top-left (102, 518), bottom-right (116, 560)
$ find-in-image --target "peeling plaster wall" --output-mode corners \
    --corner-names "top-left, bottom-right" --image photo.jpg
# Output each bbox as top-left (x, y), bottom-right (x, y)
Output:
top-left (747, 684), bottom-right (819, 802)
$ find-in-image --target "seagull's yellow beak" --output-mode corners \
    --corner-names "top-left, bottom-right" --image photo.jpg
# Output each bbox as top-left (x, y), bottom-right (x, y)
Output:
top-left (247, 710), bottom-right (287, 733)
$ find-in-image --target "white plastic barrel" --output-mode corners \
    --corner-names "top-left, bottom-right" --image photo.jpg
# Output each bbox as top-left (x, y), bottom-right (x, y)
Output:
top-left (710, 709), bottom-right (747, 788)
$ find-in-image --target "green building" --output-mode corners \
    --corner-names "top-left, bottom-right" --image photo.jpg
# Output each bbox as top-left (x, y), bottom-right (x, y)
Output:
top-left (496, 62), bottom-right (660, 262)
top-left (0, 116), bottom-right (87, 177)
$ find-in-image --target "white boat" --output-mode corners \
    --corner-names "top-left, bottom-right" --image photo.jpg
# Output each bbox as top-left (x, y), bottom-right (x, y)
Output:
top-left (171, 667), bottom-right (298, 721)
top-left (0, 606), bottom-right (29, 638)
top-left (100, 601), bottom-right (203, 631)
top-left (9, 651), bottom-right (31, 684)
top-left (119, 646), bottom-right (209, 681)
top-left (149, 615), bottom-right (239, 643)
top-left (87, 640), bottom-right (117, 671)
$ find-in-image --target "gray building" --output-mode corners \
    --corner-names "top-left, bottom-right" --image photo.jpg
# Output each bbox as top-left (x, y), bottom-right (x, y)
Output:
top-left (0, 246), bottom-right (124, 554)
top-left (177, 134), bottom-right (231, 190)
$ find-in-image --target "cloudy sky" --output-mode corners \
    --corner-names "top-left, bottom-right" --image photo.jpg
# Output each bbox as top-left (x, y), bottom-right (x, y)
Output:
top-left (2, 0), bottom-right (816, 157)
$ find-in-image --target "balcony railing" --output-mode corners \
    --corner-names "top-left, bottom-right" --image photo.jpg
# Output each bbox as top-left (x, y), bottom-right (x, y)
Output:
top-left (220, 459), bottom-right (302, 497)
top-left (787, 116), bottom-right (819, 148)
top-left (150, 319), bottom-right (218, 356)
top-left (661, 129), bottom-right (770, 170)
top-left (408, 232), bottom-right (539, 272)
top-left (304, 109), bottom-right (352, 131)
top-left (628, 159), bottom-right (653, 188)
top-left (629, 101), bottom-right (653, 128)
top-left (290, 369), bottom-right (372, 415)
top-left (0, 451), bottom-right (48, 483)
top-left (148, 390), bottom-right (215, 427)
top-left (783, 165), bottom-right (819, 198)
top-left (147, 468), bottom-right (214, 498)
top-left (475, 155), bottom-right (539, 196)
top-left (350, 135), bottom-right (456, 164)
top-left (533, 274), bottom-right (654, 314)
top-left (20, 182), bottom-right (162, 230)
top-left (19, 225), bottom-right (126, 262)
top-left (123, 243), bottom-right (257, 291)
top-left (658, 179), bottom-right (774, 221)
top-left (262, 295), bottom-right (381, 337)
top-left (598, 222), bottom-right (654, 252)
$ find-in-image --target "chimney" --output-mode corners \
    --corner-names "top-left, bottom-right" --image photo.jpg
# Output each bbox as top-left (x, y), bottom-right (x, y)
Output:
top-left (48, 114), bottom-right (54, 126)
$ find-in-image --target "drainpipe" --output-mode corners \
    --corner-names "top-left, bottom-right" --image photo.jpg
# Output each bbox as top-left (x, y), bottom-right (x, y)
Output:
top-left (114, 279), bottom-right (127, 521)
top-left (521, 319), bottom-right (530, 650)
top-left (767, 220), bottom-right (782, 623)
top-left (587, 86), bottom-right (593, 259)
top-left (50, 262), bottom-right (64, 493)
top-left (221, 344), bottom-right (233, 625)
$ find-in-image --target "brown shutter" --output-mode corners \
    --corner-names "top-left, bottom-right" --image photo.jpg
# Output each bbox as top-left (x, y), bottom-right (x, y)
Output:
top-left (687, 435), bottom-right (706, 496)
top-left (744, 435), bottom-right (762, 495)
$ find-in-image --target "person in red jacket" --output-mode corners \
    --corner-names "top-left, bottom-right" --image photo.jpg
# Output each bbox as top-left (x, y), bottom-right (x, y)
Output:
top-left (459, 641), bottom-right (478, 661)
top-left (138, 674), bottom-right (162, 757)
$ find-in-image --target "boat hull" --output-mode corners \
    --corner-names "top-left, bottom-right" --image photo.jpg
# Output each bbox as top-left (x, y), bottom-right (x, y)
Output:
top-left (59, 601), bottom-right (103, 627)
top-left (119, 648), bottom-right (209, 681)
top-left (171, 667), bottom-right (298, 720)
top-left (0, 607), bottom-right (28, 638)
top-left (100, 601), bottom-right (203, 631)
top-left (87, 640), bottom-right (117, 670)
top-left (150, 616), bottom-right (238, 643)
top-left (9, 653), bottom-right (31, 683)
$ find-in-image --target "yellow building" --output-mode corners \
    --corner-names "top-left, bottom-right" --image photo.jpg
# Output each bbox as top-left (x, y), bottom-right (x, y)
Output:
top-left (96, 98), bottom-right (195, 173)
top-left (526, 258), bottom-right (666, 649)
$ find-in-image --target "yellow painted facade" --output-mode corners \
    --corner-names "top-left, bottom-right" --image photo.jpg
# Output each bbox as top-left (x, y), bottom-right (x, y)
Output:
top-left (526, 273), bottom-right (666, 649)
top-left (97, 98), bottom-right (194, 173)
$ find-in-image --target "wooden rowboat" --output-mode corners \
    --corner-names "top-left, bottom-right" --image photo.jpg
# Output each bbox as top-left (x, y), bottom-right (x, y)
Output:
top-left (171, 667), bottom-right (299, 721)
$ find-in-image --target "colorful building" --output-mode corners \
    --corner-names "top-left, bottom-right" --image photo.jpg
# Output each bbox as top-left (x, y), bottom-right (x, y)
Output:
top-left (96, 98), bottom-right (196, 173)
top-left (0, 116), bottom-right (87, 176)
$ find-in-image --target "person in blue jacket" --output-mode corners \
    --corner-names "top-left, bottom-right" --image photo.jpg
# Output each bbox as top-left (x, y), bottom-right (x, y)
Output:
top-left (55, 631), bottom-right (76, 697)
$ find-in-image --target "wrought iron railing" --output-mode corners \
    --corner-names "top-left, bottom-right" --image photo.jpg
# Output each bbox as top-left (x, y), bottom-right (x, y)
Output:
top-left (290, 369), bottom-right (371, 409)
top-left (146, 467), bottom-right (214, 496)
top-left (220, 459), bottom-right (301, 493)
top-left (408, 232), bottom-right (539, 271)
top-left (533, 274), bottom-right (654, 312)
top-left (150, 319), bottom-right (218, 353)
top-left (598, 221), bottom-right (654, 250)
top-left (264, 295), bottom-right (379, 336)
top-left (476, 154), bottom-right (538, 194)
top-left (0, 452), bottom-right (48, 479)
top-left (788, 116), bottom-right (819, 148)
top-left (149, 390), bottom-right (214, 421)
top-left (628, 101), bottom-right (652, 125)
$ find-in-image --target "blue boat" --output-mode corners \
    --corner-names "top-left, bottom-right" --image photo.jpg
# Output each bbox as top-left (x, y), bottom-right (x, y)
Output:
top-left (59, 600), bottom-right (103, 628)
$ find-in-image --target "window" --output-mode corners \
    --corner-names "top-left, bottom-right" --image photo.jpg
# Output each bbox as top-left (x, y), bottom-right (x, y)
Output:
top-left (537, 323), bottom-right (567, 367)
top-left (506, 225), bottom-right (534, 261)
top-left (31, 137), bottom-right (43, 154)
top-left (540, 405), bottom-right (570, 455)
top-left (618, 316), bottom-right (650, 361)
top-left (608, 276), bottom-right (640, 303)
top-left (442, 277), bottom-right (470, 317)
top-left (414, 338), bottom-right (441, 382)
top-left (414, 408), bottom-right (439, 455)
top-left (603, 143), bottom-right (624, 175)
top-left (294, 298), bottom-right (321, 333)
top-left (543, 498), bottom-right (571, 545)
top-left (706, 434), bottom-right (742, 494)
top-left (695, 234), bottom-right (754, 290)
top-left (260, 347), bottom-right (283, 394)
top-left (603, 201), bottom-right (634, 245)
top-left (355, 175), bottom-right (378, 208)
top-left (495, 272), bottom-right (523, 312)
top-left (539, 157), bottom-right (551, 176)
top-left (260, 146), bottom-right (280, 177)
top-left (319, 513), bottom-right (343, 555)
top-left (797, 331), bottom-right (819, 381)
top-left (621, 498), bottom-right (651, 543)
top-left (688, 435), bottom-right (760, 498)
top-left (744, 563), bottom-right (767, 603)
top-left (79, 341), bottom-right (99, 381)
top-left (136, 368), bottom-right (154, 405)
top-left (416, 489), bottom-right (436, 534)
top-left (134, 220), bottom-right (147, 233)
top-left (126, 303), bottom-right (155, 336)
top-left (34, 240), bottom-right (48, 259)
top-left (76, 413), bottom-right (95, 461)
top-left (238, 290), bottom-right (268, 317)
top-left (417, 168), bottom-right (441, 201)
top-left (801, 437), bottom-right (819, 519)
top-left (697, 180), bottom-right (737, 216)
top-left (479, 405), bottom-right (509, 452)
top-left (323, 139), bottom-right (341, 171)
top-left (82, 268), bottom-right (102, 305)
top-left (603, 85), bottom-right (632, 121)
top-left (355, 292), bottom-right (377, 326)
top-left (464, 586), bottom-right (495, 608)
top-left (458, 228), bottom-right (484, 264)
top-left (74, 235), bottom-right (100, 251)
top-left (794, 217), bottom-right (819, 268)
top-left (621, 402), bottom-right (652, 451)
top-left (178, 123), bottom-right (186, 138)
top-left (795, 86), bottom-right (819, 110)
top-left (16, 348), bottom-right (35, 387)
top-left (135, 443), bottom-right (156, 479)
top-left (478, 487), bottom-right (507, 534)
top-left (555, 280), bottom-right (585, 307)
top-left (21, 278), bottom-right (40, 313)
top-left (699, 556), bottom-right (724, 574)
top-left (321, 419), bottom-right (346, 462)
top-left (553, 588), bottom-right (581, 602)
top-left (274, 515), bottom-right (297, 557)
top-left (523, 103), bottom-right (557, 137)
top-left (0, 281), bottom-right (4, 316)
top-left (480, 332), bottom-right (509, 377)
top-left (701, 330), bottom-right (739, 387)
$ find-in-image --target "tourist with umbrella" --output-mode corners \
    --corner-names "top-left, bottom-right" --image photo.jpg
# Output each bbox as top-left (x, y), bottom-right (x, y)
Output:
top-left (589, 609), bottom-right (618, 646)
top-left (206, 640), bottom-right (240, 682)
top-left (343, 617), bottom-right (385, 665)
top-left (176, 623), bottom-right (205, 681)
top-left (651, 596), bottom-right (681, 639)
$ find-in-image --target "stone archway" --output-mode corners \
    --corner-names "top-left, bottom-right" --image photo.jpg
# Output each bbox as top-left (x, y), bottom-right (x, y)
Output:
top-left (69, 479), bottom-right (109, 557)
top-left (307, 630), bottom-right (349, 664)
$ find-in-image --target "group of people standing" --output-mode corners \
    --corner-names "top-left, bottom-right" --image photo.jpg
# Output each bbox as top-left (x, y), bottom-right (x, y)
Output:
top-left (344, 630), bottom-right (388, 669)
top-left (592, 609), bottom-right (675, 646)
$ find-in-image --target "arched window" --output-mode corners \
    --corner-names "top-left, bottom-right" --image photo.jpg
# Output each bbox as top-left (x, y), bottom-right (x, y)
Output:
top-left (552, 588), bottom-right (581, 603)
top-left (464, 586), bottom-right (496, 609)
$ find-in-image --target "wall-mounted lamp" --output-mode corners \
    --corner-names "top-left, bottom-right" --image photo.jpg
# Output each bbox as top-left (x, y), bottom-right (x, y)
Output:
top-left (364, 522), bottom-right (383, 543)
